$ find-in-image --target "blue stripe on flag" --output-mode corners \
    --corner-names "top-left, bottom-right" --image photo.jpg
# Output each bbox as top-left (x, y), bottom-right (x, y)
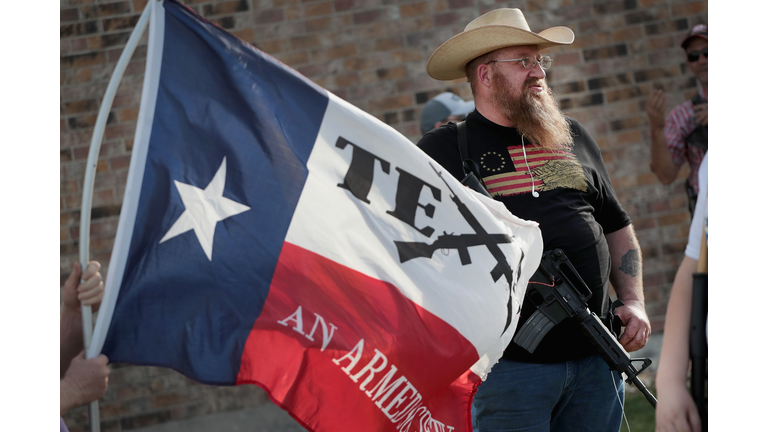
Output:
top-left (102, 0), bottom-right (329, 384)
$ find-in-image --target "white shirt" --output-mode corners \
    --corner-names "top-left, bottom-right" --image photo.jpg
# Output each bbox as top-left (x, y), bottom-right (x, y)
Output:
top-left (685, 152), bottom-right (707, 260)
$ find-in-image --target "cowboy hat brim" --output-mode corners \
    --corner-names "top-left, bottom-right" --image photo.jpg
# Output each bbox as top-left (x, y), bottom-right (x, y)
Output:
top-left (427, 25), bottom-right (574, 81)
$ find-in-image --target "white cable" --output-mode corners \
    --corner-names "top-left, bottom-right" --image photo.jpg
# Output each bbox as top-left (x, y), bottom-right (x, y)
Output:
top-left (520, 135), bottom-right (539, 198)
top-left (612, 370), bottom-right (630, 432)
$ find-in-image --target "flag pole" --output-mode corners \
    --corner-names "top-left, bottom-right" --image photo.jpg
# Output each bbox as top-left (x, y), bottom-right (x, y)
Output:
top-left (78, 3), bottom-right (154, 432)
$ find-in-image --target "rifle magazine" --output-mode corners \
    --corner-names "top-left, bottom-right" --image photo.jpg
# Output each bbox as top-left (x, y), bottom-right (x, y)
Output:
top-left (513, 309), bottom-right (556, 353)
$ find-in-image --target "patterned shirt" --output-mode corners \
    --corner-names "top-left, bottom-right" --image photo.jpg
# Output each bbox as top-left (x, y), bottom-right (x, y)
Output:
top-left (664, 90), bottom-right (708, 192)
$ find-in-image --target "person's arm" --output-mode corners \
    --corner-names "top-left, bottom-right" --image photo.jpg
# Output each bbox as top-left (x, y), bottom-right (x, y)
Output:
top-left (654, 256), bottom-right (702, 432)
top-left (604, 224), bottom-right (651, 352)
top-left (647, 89), bottom-right (681, 185)
top-left (60, 261), bottom-right (104, 377)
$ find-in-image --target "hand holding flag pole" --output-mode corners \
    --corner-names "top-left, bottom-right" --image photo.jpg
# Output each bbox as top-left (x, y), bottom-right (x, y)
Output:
top-left (77, 3), bottom-right (154, 432)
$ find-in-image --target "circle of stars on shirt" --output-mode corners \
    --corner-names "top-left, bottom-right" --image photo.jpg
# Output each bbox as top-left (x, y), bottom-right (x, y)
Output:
top-left (481, 151), bottom-right (506, 173)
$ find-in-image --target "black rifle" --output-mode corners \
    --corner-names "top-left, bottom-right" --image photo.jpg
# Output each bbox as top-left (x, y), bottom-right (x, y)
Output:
top-left (513, 249), bottom-right (658, 409)
top-left (691, 273), bottom-right (708, 431)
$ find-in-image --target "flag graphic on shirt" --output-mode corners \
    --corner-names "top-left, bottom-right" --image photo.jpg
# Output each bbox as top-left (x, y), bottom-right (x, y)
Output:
top-left (483, 147), bottom-right (588, 197)
top-left (87, 2), bottom-right (543, 431)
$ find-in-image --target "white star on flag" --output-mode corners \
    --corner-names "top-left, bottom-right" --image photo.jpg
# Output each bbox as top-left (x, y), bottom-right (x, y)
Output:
top-left (160, 157), bottom-right (250, 260)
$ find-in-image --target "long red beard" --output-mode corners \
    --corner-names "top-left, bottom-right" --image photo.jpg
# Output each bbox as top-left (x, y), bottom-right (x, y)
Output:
top-left (490, 74), bottom-right (573, 149)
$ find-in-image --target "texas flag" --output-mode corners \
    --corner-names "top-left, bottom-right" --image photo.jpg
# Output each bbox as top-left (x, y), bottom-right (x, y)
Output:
top-left (88, 1), bottom-right (543, 431)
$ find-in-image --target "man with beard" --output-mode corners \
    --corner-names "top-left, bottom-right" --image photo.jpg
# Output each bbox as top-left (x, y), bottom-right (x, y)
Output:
top-left (417, 9), bottom-right (650, 432)
top-left (646, 24), bottom-right (708, 215)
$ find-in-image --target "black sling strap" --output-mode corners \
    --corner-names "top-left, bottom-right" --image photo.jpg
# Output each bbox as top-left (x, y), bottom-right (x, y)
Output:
top-left (456, 121), bottom-right (492, 198)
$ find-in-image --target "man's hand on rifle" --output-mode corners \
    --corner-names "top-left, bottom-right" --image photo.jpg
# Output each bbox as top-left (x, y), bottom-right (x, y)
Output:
top-left (614, 299), bottom-right (651, 352)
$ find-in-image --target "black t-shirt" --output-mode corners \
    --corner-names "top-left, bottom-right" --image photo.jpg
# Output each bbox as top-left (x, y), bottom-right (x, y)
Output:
top-left (417, 110), bottom-right (631, 363)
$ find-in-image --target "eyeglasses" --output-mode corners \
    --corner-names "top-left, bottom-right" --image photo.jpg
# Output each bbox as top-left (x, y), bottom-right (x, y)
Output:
top-left (486, 56), bottom-right (553, 70)
top-left (686, 47), bottom-right (708, 62)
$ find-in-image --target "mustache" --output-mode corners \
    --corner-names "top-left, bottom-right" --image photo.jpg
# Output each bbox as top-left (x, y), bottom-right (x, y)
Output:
top-left (523, 78), bottom-right (545, 89)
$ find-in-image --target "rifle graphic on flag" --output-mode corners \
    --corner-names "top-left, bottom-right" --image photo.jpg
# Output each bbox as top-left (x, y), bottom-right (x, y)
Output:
top-left (81, 1), bottom-right (543, 431)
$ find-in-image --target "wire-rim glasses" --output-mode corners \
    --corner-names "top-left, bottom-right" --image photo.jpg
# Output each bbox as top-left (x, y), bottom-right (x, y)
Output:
top-left (486, 56), bottom-right (553, 70)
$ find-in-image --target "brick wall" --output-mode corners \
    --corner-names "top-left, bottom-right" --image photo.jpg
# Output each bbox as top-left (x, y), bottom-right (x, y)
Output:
top-left (60, 0), bottom-right (706, 430)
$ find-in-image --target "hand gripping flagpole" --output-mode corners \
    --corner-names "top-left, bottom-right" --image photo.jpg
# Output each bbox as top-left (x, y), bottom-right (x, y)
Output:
top-left (78, 3), bottom-right (154, 432)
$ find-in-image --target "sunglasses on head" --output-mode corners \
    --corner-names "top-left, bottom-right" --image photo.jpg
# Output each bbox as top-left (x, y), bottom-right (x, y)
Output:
top-left (687, 47), bottom-right (708, 62)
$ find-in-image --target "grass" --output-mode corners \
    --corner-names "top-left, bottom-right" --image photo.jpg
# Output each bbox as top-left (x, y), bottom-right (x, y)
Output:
top-left (620, 385), bottom-right (657, 432)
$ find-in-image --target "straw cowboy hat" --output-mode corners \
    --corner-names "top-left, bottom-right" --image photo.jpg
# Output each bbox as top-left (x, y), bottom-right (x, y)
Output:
top-left (427, 8), bottom-right (575, 81)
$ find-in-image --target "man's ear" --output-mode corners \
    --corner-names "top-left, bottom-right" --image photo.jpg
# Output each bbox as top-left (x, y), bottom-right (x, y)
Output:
top-left (476, 63), bottom-right (493, 89)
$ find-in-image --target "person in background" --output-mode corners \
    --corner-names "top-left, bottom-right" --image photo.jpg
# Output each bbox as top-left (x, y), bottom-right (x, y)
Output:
top-left (646, 24), bottom-right (708, 215)
top-left (419, 91), bottom-right (475, 135)
top-left (655, 153), bottom-right (708, 432)
top-left (60, 261), bottom-right (109, 432)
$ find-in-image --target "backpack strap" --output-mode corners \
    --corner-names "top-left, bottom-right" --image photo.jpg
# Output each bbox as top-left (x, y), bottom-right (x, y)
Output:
top-left (458, 120), bottom-right (469, 163)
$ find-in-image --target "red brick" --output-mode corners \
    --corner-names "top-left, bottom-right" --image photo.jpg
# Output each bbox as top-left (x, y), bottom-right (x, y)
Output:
top-left (232, 28), bottom-right (255, 43)
top-left (291, 34), bottom-right (322, 50)
top-left (118, 108), bottom-right (139, 122)
top-left (333, 0), bottom-right (355, 12)
top-left (658, 212), bottom-right (690, 227)
top-left (169, 400), bottom-right (216, 420)
top-left (343, 55), bottom-right (385, 71)
top-left (254, 8), bottom-right (284, 24)
top-left (389, 15), bottom-right (432, 33)
top-left (368, 94), bottom-right (413, 111)
top-left (311, 43), bottom-right (356, 61)
top-left (275, 51), bottom-right (310, 66)
top-left (333, 72), bottom-right (360, 87)
top-left (400, 2), bottom-right (429, 18)
top-left (109, 155), bottom-right (132, 170)
top-left (202, 0), bottom-right (249, 16)
top-left (554, 52), bottom-right (581, 66)
top-left (433, 11), bottom-right (462, 26)
top-left (61, 51), bottom-right (106, 69)
top-left (61, 8), bottom-right (80, 22)
top-left (390, 48), bottom-right (423, 62)
top-left (81, 2), bottom-right (132, 19)
top-left (372, 35), bottom-right (402, 52)
top-left (649, 200), bottom-right (671, 213)
top-left (102, 14), bottom-right (141, 32)
top-left (671, 2), bottom-right (707, 17)
top-left (306, 1), bottom-right (332, 16)
top-left (151, 392), bottom-right (192, 408)
top-left (61, 99), bottom-right (99, 115)
top-left (61, 21), bottom-right (99, 38)
top-left (104, 124), bottom-right (137, 140)
top-left (353, 8), bottom-right (392, 25)
top-left (285, 5), bottom-right (302, 20)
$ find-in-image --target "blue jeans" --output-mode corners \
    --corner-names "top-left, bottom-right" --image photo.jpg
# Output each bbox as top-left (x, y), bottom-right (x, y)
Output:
top-left (473, 355), bottom-right (624, 432)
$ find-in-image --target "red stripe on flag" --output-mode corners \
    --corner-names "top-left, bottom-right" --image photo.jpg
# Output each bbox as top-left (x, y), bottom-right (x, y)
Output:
top-left (236, 242), bottom-right (480, 432)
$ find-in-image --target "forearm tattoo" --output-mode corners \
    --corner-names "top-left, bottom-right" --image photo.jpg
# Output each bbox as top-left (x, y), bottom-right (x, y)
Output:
top-left (618, 249), bottom-right (641, 277)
